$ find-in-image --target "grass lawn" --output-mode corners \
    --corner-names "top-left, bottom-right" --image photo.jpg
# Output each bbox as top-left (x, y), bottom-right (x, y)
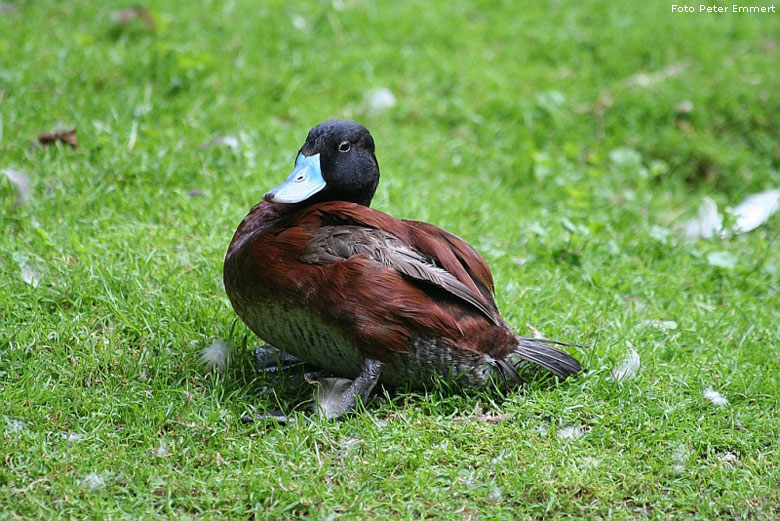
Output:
top-left (2, 0), bottom-right (779, 518)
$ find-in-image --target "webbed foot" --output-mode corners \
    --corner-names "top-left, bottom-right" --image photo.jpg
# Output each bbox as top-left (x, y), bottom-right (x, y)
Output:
top-left (312, 358), bottom-right (382, 420)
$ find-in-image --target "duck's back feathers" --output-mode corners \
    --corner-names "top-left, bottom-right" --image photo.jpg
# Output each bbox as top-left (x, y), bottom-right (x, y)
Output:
top-left (305, 202), bottom-right (499, 317)
top-left (402, 220), bottom-right (496, 305)
top-left (300, 224), bottom-right (501, 326)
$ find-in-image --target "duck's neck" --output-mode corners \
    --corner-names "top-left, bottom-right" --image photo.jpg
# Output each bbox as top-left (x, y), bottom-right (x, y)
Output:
top-left (305, 189), bottom-right (374, 208)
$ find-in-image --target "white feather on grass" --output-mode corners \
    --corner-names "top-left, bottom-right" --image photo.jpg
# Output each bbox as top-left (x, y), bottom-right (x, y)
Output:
top-left (703, 387), bottom-right (729, 407)
top-left (526, 323), bottom-right (545, 339)
top-left (684, 189), bottom-right (780, 239)
top-left (2, 167), bottom-right (31, 205)
top-left (671, 444), bottom-right (689, 473)
top-left (81, 473), bottom-right (107, 490)
top-left (5, 418), bottom-right (26, 434)
top-left (675, 100), bottom-right (694, 114)
top-left (610, 346), bottom-right (640, 382)
top-left (718, 452), bottom-right (738, 465)
top-left (732, 189), bottom-right (780, 234)
top-left (19, 263), bottom-right (40, 287)
top-left (707, 251), bottom-right (737, 269)
top-left (557, 425), bottom-right (585, 440)
top-left (154, 439), bottom-right (171, 458)
top-left (684, 197), bottom-right (722, 239)
top-left (201, 339), bottom-right (231, 372)
top-left (199, 135), bottom-right (239, 151)
top-left (638, 319), bottom-right (677, 330)
top-left (62, 432), bottom-right (84, 442)
top-left (12, 253), bottom-right (40, 288)
top-left (291, 15), bottom-right (308, 30)
top-left (365, 88), bottom-right (396, 115)
top-left (488, 487), bottom-right (503, 503)
top-left (626, 63), bottom-right (686, 88)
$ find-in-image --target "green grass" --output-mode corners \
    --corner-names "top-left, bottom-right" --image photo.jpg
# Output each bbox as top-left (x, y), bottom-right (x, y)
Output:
top-left (2, 0), bottom-right (779, 518)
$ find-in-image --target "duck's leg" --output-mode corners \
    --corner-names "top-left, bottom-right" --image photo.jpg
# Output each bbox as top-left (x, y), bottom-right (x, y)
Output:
top-left (314, 358), bottom-right (382, 420)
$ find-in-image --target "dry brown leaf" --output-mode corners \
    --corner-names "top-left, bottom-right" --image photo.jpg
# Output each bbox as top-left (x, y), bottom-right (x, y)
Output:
top-left (0, 3), bottom-right (20, 14)
top-left (38, 128), bottom-right (78, 148)
top-left (111, 6), bottom-right (155, 31)
top-left (216, 452), bottom-right (229, 466)
top-left (475, 412), bottom-right (512, 424)
top-left (762, 38), bottom-right (779, 53)
top-left (453, 406), bottom-right (512, 424)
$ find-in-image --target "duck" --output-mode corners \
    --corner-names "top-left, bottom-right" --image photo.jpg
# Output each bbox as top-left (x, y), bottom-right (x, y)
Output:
top-left (223, 119), bottom-right (581, 419)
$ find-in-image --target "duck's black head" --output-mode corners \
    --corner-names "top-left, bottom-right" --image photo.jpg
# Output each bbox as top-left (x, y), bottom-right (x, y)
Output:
top-left (263, 119), bottom-right (379, 207)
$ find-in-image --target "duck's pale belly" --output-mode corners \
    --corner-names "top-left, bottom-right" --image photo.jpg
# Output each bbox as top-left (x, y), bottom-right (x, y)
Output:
top-left (231, 296), bottom-right (496, 388)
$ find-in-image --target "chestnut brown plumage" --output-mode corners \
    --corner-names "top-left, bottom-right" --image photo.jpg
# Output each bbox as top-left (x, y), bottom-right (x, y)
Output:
top-left (224, 119), bottom-right (581, 419)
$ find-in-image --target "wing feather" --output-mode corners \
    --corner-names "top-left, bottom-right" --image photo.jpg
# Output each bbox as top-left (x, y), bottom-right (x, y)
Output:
top-left (300, 224), bottom-right (501, 326)
top-left (306, 202), bottom-right (498, 306)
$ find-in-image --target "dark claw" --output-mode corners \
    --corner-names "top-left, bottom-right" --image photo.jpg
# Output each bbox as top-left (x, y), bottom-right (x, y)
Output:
top-left (253, 344), bottom-right (321, 381)
top-left (254, 344), bottom-right (306, 373)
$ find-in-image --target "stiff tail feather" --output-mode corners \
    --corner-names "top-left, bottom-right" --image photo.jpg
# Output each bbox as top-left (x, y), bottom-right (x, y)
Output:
top-left (495, 336), bottom-right (583, 383)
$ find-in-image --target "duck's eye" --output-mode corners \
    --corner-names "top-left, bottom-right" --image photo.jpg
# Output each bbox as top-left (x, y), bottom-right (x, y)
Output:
top-left (338, 141), bottom-right (351, 153)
